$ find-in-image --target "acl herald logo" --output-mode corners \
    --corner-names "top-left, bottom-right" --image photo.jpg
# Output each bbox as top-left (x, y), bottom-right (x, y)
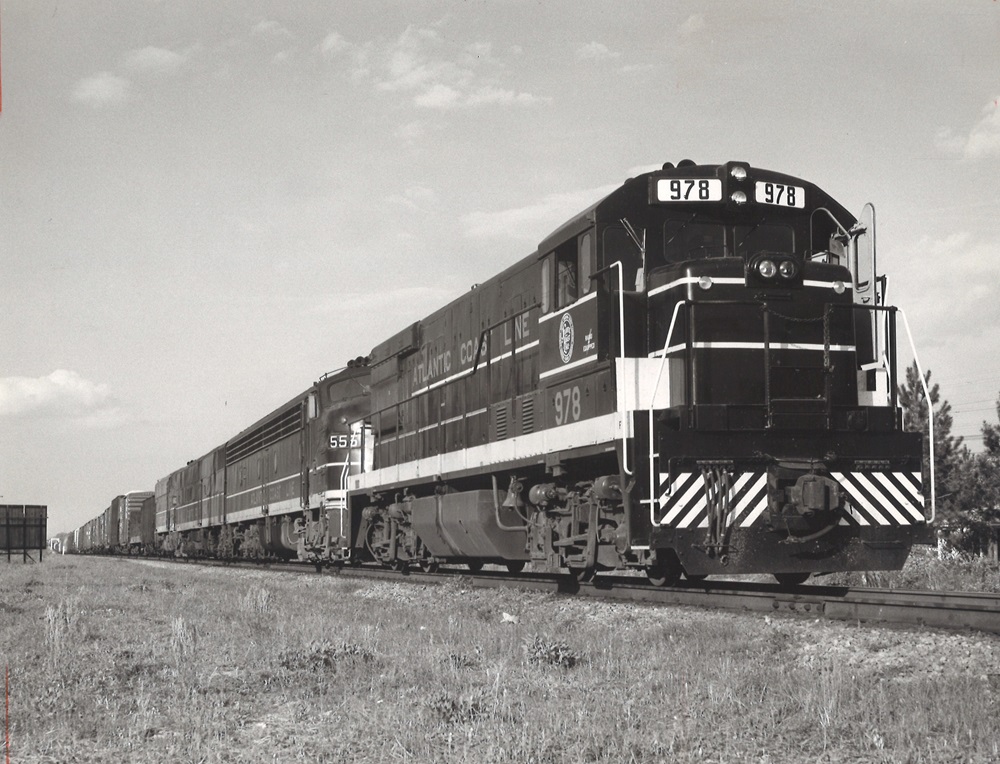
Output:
top-left (558, 312), bottom-right (575, 364)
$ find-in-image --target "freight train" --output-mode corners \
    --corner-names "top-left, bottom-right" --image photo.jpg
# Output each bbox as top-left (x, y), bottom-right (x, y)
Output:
top-left (71, 160), bottom-right (933, 585)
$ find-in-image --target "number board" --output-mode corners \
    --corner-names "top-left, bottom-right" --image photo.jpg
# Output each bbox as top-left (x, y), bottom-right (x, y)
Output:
top-left (656, 178), bottom-right (722, 203)
top-left (755, 181), bottom-right (805, 208)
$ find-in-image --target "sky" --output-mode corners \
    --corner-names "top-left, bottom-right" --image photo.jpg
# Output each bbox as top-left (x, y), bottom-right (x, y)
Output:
top-left (2, 1), bottom-right (999, 535)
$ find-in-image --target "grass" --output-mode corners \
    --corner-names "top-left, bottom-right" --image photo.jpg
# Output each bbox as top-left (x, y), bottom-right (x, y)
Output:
top-left (0, 555), bottom-right (998, 763)
top-left (825, 544), bottom-right (1000, 592)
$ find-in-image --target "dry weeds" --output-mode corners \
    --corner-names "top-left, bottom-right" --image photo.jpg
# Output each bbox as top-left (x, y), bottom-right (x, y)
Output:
top-left (1, 555), bottom-right (998, 763)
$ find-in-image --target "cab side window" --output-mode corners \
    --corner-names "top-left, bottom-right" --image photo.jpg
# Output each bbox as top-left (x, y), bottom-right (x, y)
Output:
top-left (579, 231), bottom-right (595, 296)
top-left (603, 226), bottom-right (641, 291)
top-left (545, 229), bottom-right (596, 312)
top-left (541, 256), bottom-right (553, 313)
top-left (555, 240), bottom-right (577, 309)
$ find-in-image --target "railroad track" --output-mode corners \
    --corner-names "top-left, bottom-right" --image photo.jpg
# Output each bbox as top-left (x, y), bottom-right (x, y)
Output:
top-left (128, 556), bottom-right (1000, 635)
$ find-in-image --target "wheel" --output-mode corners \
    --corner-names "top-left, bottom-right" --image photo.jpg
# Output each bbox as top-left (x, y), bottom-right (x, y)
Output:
top-left (418, 556), bottom-right (439, 573)
top-left (685, 573), bottom-right (708, 584)
top-left (774, 572), bottom-right (810, 587)
top-left (466, 561), bottom-right (483, 573)
top-left (646, 563), bottom-right (681, 587)
top-left (505, 561), bottom-right (526, 574)
top-left (568, 565), bottom-right (595, 583)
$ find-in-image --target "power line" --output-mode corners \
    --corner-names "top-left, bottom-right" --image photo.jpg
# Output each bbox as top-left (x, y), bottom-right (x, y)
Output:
top-left (935, 372), bottom-right (1000, 388)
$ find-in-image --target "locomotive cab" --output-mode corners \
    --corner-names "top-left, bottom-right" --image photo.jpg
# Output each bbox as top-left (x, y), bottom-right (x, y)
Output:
top-left (615, 162), bottom-right (927, 583)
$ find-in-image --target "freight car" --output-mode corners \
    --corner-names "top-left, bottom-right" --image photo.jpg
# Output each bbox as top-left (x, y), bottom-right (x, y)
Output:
top-left (72, 160), bottom-right (932, 585)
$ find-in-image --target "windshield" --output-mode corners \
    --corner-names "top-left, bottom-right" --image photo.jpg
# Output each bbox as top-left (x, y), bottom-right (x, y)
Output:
top-left (663, 219), bottom-right (726, 263)
top-left (734, 223), bottom-right (794, 259)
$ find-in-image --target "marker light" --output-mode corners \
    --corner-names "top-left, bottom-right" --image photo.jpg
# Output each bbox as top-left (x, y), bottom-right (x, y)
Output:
top-left (757, 259), bottom-right (777, 279)
top-left (730, 166), bottom-right (747, 181)
top-left (698, 276), bottom-right (714, 290)
top-left (833, 281), bottom-right (846, 294)
top-left (730, 190), bottom-right (748, 205)
top-left (778, 260), bottom-right (798, 279)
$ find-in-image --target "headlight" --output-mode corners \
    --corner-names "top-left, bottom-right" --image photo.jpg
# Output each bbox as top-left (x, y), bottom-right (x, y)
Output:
top-left (757, 259), bottom-right (777, 279)
top-left (778, 260), bottom-right (798, 279)
top-left (730, 190), bottom-right (747, 205)
top-left (698, 276), bottom-right (713, 290)
top-left (833, 280), bottom-right (846, 294)
top-left (730, 166), bottom-right (747, 181)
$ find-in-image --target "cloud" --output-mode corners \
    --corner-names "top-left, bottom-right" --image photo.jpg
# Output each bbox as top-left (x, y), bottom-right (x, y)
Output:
top-left (373, 25), bottom-right (545, 110)
top-left (414, 82), bottom-right (462, 109)
top-left (396, 120), bottom-right (429, 142)
top-left (937, 96), bottom-right (1000, 160)
top-left (72, 72), bottom-right (129, 106)
top-left (576, 42), bottom-right (621, 62)
top-left (320, 31), bottom-right (351, 58)
top-left (679, 14), bottom-right (706, 37)
top-left (465, 42), bottom-right (493, 61)
top-left (893, 231), bottom-right (1000, 336)
top-left (466, 86), bottom-right (545, 107)
top-left (252, 20), bottom-right (293, 39)
top-left (0, 370), bottom-right (119, 423)
top-left (462, 183), bottom-right (620, 240)
top-left (125, 46), bottom-right (187, 74)
top-left (388, 185), bottom-right (440, 212)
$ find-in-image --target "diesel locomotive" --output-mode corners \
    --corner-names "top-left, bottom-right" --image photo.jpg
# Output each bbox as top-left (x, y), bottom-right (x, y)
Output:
top-left (73, 160), bottom-right (932, 585)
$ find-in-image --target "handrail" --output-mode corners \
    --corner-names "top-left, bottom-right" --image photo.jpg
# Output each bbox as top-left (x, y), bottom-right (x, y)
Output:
top-left (610, 261), bottom-right (631, 475)
top-left (648, 300), bottom-right (688, 511)
top-left (898, 309), bottom-right (936, 523)
top-left (649, 300), bottom-right (687, 408)
top-left (588, 260), bottom-right (633, 475)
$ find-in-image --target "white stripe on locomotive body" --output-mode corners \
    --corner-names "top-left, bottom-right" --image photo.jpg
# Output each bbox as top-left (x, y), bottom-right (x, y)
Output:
top-left (225, 497), bottom-right (300, 525)
top-left (411, 340), bottom-right (540, 396)
top-left (171, 492), bottom-right (225, 515)
top-left (647, 276), bottom-right (849, 299)
top-left (538, 352), bottom-right (599, 380)
top-left (227, 473), bottom-right (299, 501)
top-left (650, 341), bottom-right (857, 356)
top-left (311, 460), bottom-right (361, 472)
top-left (488, 340), bottom-right (540, 365)
top-left (352, 411), bottom-right (623, 492)
top-left (537, 290), bottom-right (598, 322)
top-left (378, 408), bottom-right (489, 444)
top-left (655, 471), bottom-right (925, 528)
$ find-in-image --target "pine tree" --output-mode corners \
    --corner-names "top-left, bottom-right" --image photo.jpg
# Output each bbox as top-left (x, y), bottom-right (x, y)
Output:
top-left (960, 391), bottom-right (1000, 553)
top-left (899, 366), bottom-right (1000, 553)
top-left (897, 361), bottom-right (964, 516)
top-left (982, 392), bottom-right (1000, 456)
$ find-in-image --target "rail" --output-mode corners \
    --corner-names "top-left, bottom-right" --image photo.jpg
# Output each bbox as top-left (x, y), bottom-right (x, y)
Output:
top-left (128, 557), bottom-right (1000, 635)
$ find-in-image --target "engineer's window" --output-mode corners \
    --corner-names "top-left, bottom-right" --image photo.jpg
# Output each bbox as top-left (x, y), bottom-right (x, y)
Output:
top-left (579, 231), bottom-right (595, 295)
top-left (556, 243), bottom-right (577, 309)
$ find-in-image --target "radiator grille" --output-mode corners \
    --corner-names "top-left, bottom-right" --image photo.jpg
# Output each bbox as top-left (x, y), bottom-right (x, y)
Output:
top-left (521, 396), bottom-right (535, 434)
